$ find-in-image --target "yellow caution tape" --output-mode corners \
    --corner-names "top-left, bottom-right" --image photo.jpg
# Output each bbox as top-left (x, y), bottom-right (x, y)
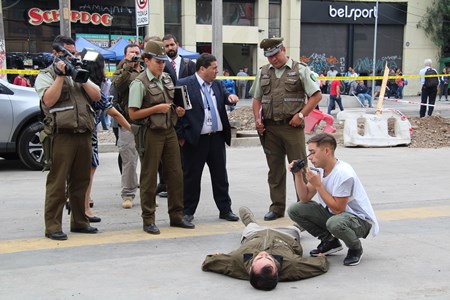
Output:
top-left (0, 69), bottom-right (442, 81)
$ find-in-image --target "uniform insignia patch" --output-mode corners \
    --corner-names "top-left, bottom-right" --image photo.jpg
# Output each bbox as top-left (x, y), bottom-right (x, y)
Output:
top-left (310, 74), bottom-right (317, 82)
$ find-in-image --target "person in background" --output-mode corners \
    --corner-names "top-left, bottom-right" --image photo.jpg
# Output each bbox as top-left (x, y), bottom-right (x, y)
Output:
top-left (439, 67), bottom-right (448, 101)
top-left (222, 69), bottom-right (237, 112)
top-left (236, 67), bottom-right (249, 99)
top-left (355, 80), bottom-right (373, 108)
top-left (111, 44), bottom-right (144, 209)
top-left (81, 52), bottom-right (131, 223)
top-left (13, 73), bottom-right (31, 87)
top-left (327, 74), bottom-right (344, 114)
top-left (418, 58), bottom-right (438, 117)
top-left (395, 69), bottom-right (405, 99)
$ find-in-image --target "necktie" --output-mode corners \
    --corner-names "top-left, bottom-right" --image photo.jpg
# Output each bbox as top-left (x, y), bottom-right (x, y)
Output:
top-left (202, 83), bottom-right (218, 132)
top-left (171, 59), bottom-right (176, 72)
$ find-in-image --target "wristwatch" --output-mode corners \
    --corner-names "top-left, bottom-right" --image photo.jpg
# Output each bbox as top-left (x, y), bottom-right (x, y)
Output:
top-left (298, 112), bottom-right (304, 119)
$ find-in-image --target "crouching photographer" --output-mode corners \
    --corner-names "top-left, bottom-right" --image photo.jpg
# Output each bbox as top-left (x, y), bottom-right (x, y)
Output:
top-left (287, 133), bottom-right (379, 266)
top-left (35, 35), bottom-right (101, 241)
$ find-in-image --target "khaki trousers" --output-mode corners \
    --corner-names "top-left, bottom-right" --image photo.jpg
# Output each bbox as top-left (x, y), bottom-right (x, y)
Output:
top-left (263, 123), bottom-right (306, 216)
top-left (139, 128), bottom-right (183, 225)
top-left (44, 132), bottom-right (91, 233)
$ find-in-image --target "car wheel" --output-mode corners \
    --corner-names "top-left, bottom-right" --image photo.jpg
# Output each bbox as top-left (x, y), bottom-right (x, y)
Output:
top-left (17, 121), bottom-right (44, 170)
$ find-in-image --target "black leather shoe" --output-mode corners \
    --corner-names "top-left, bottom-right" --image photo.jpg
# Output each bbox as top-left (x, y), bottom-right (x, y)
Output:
top-left (264, 211), bottom-right (283, 221)
top-left (70, 226), bottom-right (98, 234)
top-left (170, 218), bottom-right (195, 229)
top-left (86, 215), bottom-right (101, 223)
top-left (184, 214), bottom-right (194, 223)
top-left (143, 224), bottom-right (160, 235)
top-left (219, 211), bottom-right (239, 222)
top-left (45, 231), bottom-right (68, 240)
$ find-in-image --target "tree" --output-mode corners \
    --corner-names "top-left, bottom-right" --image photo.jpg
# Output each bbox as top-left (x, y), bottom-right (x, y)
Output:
top-left (417, 0), bottom-right (450, 56)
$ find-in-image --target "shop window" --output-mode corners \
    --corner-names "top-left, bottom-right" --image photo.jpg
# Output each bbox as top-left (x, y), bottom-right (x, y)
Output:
top-left (196, 0), bottom-right (255, 26)
top-left (165, 0), bottom-right (182, 41)
top-left (269, 0), bottom-right (281, 38)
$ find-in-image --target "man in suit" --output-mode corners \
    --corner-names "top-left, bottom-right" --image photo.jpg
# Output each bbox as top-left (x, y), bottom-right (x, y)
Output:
top-left (176, 53), bottom-right (239, 224)
top-left (162, 34), bottom-right (196, 85)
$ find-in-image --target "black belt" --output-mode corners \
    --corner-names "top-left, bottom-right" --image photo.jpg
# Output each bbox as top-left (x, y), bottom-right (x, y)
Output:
top-left (56, 128), bottom-right (89, 134)
top-left (264, 118), bottom-right (291, 125)
top-left (201, 131), bottom-right (220, 136)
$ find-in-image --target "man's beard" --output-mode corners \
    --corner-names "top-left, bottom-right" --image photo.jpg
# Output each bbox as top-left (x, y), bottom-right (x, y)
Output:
top-left (167, 49), bottom-right (177, 59)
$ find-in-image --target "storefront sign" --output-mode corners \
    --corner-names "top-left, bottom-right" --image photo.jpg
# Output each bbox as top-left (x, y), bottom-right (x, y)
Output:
top-left (28, 8), bottom-right (113, 27)
top-left (328, 4), bottom-right (377, 21)
top-left (302, 1), bottom-right (407, 25)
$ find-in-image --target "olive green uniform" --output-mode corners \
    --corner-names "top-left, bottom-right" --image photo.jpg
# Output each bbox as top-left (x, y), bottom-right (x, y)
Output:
top-left (202, 226), bottom-right (329, 280)
top-left (251, 58), bottom-right (320, 216)
top-left (35, 67), bottom-right (96, 234)
top-left (129, 69), bottom-right (184, 225)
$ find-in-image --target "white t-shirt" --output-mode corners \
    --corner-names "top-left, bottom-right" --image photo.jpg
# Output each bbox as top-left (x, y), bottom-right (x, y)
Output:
top-left (317, 160), bottom-right (379, 236)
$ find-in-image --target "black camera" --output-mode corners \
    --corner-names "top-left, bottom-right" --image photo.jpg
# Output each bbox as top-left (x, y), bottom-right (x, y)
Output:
top-left (291, 154), bottom-right (311, 174)
top-left (52, 44), bottom-right (92, 83)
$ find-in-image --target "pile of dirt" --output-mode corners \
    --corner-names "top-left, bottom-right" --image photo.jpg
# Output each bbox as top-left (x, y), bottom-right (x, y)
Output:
top-left (228, 107), bottom-right (450, 148)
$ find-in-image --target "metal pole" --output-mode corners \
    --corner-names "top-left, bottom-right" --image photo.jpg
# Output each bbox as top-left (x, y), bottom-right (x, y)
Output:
top-left (59, 0), bottom-right (71, 37)
top-left (212, 0), bottom-right (223, 73)
top-left (371, 0), bottom-right (379, 100)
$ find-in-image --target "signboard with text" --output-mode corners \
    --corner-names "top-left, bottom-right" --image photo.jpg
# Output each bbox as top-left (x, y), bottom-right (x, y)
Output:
top-left (135, 0), bottom-right (149, 26)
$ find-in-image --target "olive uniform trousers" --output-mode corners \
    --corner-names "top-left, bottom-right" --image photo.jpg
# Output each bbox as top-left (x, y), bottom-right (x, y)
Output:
top-left (262, 122), bottom-right (306, 216)
top-left (44, 132), bottom-right (92, 234)
top-left (139, 127), bottom-right (184, 225)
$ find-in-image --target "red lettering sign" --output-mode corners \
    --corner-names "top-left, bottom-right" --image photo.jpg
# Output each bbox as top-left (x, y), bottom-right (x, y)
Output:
top-left (28, 7), bottom-right (113, 27)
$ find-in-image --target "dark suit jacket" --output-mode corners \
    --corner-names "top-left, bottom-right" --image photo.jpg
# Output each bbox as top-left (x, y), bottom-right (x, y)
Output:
top-left (176, 74), bottom-right (232, 146)
top-left (164, 56), bottom-right (196, 84)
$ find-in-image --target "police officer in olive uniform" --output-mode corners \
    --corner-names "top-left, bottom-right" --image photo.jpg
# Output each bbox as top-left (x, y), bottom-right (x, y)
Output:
top-left (128, 41), bottom-right (195, 234)
top-left (250, 37), bottom-right (322, 221)
top-left (35, 35), bottom-right (101, 240)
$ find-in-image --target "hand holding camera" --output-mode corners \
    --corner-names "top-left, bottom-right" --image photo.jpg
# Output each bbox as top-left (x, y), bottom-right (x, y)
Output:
top-left (290, 154), bottom-right (311, 174)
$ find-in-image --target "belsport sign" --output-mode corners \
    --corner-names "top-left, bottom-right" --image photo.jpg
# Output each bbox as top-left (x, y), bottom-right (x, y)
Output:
top-left (28, 8), bottom-right (113, 27)
top-left (328, 4), bottom-right (377, 21)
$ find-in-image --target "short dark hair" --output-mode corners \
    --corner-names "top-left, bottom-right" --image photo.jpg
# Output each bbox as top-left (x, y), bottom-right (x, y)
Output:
top-left (162, 34), bottom-right (178, 43)
top-left (52, 35), bottom-right (75, 50)
top-left (307, 133), bottom-right (337, 151)
top-left (196, 53), bottom-right (216, 71)
top-left (249, 265), bottom-right (278, 291)
top-left (124, 43), bottom-right (140, 55)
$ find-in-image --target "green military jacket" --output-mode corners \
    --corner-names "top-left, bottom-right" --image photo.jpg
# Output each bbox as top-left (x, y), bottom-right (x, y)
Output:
top-left (202, 229), bottom-right (329, 281)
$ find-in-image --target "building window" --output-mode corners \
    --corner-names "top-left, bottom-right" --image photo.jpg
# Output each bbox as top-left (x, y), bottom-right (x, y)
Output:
top-left (196, 0), bottom-right (255, 26)
top-left (165, 0), bottom-right (182, 42)
top-left (269, 0), bottom-right (281, 38)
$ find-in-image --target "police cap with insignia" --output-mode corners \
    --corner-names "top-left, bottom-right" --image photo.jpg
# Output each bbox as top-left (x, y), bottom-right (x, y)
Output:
top-left (260, 37), bottom-right (284, 57)
top-left (144, 41), bottom-right (168, 61)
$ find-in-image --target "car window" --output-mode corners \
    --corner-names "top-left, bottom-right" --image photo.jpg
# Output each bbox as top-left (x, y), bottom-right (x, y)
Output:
top-left (0, 82), bottom-right (14, 95)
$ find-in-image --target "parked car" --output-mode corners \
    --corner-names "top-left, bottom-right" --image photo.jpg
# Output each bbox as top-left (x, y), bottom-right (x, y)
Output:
top-left (0, 78), bottom-right (44, 170)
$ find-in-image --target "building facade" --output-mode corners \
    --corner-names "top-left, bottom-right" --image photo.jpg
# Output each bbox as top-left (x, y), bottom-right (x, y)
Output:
top-left (1, 0), bottom-right (440, 95)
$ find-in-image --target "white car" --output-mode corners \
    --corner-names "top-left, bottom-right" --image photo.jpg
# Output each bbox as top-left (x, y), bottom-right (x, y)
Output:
top-left (0, 78), bottom-right (44, 170)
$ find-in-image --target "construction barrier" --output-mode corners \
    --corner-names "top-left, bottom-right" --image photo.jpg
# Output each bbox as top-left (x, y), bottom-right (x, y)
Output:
top-left (336, 108), bottom-right (412, 147)
top-left (304, 109), bottom-right (336, 134)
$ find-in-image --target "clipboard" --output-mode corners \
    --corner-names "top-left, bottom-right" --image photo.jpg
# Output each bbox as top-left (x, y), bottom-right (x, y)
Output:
top-left (174, 85), bottom-right (193, 110)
